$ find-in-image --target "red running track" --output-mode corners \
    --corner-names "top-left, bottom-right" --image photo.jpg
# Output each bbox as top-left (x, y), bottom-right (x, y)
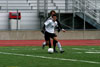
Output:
top-left (0, 40), bottom-right (100, 46)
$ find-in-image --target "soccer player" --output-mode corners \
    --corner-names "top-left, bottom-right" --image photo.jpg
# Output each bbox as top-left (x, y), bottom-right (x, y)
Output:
top-left (42, 10), bottom-right (65, 53)
top-left (42, 14), bottom-right (65, 53)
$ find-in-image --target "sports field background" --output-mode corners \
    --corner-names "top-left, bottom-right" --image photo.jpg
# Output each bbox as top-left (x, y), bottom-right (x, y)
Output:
top-left (0, 40), bottom-right (100, 67)
top-left (0, 46), bottom-right (100, 67)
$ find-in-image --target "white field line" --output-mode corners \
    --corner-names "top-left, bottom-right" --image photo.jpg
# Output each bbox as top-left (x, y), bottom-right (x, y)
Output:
top-left (85, 52), bottom-right (100, 54)
top-left (11, 48), bottom-right (39, 51)
top-left (72, 48), bottom-right (91, 51)
top-left (75, 52), bottom-right (82, 54)
top-left (72, 48), bottom-right (100, 54)
top-left (0, 52), bottom-right (100, 64)
top-left (75, 52), bottom-right (100, 54)
top-left (0, 48), bottom-right (39, 51)
top-left (72, 48), bottom-right (100, 51)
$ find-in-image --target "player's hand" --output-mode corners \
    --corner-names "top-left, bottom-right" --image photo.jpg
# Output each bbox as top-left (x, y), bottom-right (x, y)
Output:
top-left (41, 30), bottom-right (45, 34)
top-left (62, 29), bottom-right (66, 32)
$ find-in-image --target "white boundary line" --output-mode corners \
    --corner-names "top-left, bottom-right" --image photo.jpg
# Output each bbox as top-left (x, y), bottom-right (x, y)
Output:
top-left (0, 48), bottom-right (39, 51)
top-left (72, 48), bottom-right (100, 54)
top-left (72, 48), bottom-right (100, 51)
top-left (85, 52), bottom-right (100, 54)
top-left (72, 48), bottom-right (90, 51)
top-left (0, 51), bottom-right (100, 64)
top-left (10, 48), bottom-right (39, 51)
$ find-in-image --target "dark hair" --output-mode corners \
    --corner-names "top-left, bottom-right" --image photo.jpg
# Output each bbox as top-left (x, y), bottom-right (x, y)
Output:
top-left (50, 10), bottom-right (56, 15)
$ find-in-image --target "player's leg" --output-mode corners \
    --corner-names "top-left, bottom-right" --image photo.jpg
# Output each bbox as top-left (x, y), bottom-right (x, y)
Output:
top-left (42, 41), bottom-right (46, 49)
top-left (42, 39), bottom-right (51, 49)
top-left (57, 42), bottom-right (64, 53)
top-left (46, 40), bottom-right (51, 47)
top-left (52, 37), bottom-right (58, 53)
top-left (44, 32), bottom-right (51, 48)
top-left (53, 37), bottom-right (64, 53)
top-left (48, 39), bottom-right (51, 48)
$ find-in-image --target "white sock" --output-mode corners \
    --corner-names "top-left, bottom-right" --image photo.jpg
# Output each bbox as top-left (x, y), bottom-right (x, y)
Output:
top-left (42, 42), bottom-right (46, 46)
top-left (57, 42), bottom-right (63, 51)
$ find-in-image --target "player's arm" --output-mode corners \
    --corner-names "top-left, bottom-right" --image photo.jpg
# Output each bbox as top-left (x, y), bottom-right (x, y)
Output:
top-left (41, 25), bottom-right (45, 34)
top-left (56, 20), bottom-right (66, 32)
top-left (56, 19), bottom-right (62, 29)
top-left (41, 20), bottom-right (50, 34)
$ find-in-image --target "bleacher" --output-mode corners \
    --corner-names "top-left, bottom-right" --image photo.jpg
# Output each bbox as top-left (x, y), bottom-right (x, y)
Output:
top-left (0, 0), bottom-right (100, 40)
top-left (0, 0), bottom-right (100, 30)
top-left (0, 0), bottom-right (40, 30)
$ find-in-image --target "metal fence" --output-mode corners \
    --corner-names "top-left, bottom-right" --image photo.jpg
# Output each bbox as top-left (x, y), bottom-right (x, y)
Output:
top-left (38, 0), bottom-right (100, 30)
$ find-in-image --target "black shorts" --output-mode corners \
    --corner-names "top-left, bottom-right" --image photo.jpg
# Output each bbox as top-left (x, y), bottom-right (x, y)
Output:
top-left (45, 31), bottom-right (57, 41)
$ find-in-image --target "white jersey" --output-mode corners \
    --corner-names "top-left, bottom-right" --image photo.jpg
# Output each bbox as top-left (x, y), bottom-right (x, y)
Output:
top-left (44, 19), bottom-right (57, 33)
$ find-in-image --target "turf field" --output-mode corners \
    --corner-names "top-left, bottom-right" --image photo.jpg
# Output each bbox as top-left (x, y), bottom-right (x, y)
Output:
top-left (0, 46), bottom-right (100, 67)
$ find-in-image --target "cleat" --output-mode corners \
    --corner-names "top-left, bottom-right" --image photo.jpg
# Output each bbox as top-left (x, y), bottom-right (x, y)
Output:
top-left (42, 42), bottom-right (46, 49)
top-left (42, 45), bottom-right (45, 49)
top-left (54, 50), bottom-right (58, 53)
top-left (60, 50), bottom-right (64, 53)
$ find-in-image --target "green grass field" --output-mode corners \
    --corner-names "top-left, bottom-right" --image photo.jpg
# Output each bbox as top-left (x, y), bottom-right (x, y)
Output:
top-left (0, 46), bottom-right (100, 67)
